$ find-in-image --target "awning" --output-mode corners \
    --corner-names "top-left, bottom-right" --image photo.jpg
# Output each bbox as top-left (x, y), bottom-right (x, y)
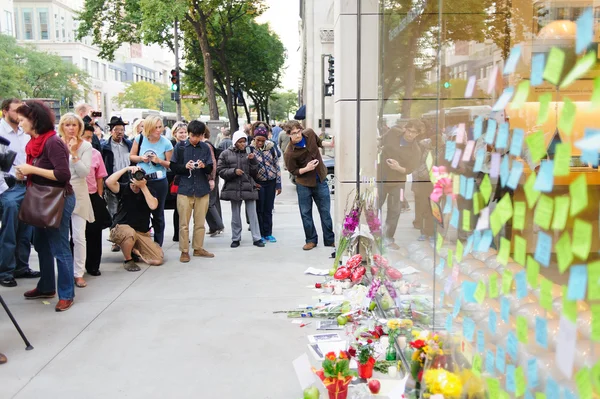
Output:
top-left (294, 104), bottom-right (306, 120)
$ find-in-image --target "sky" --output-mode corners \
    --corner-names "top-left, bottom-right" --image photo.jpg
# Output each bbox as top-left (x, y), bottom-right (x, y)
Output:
top-left (257, 0), bottom-right (301, 92)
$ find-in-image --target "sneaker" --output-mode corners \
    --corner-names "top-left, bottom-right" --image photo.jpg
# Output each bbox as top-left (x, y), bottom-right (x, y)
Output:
top-left (253, 240), bottom-right (265, 248)
top-left (180, 252), bottom-right (190, 263)
top-left (303, 242), bottom-right (317, 251)
top-left (0, 278), bottom-right (17, 288)
top-left (123, 259), bottom-right (141, 272)
top-left (55, 299), bottom-right (73, 312)
top-left (231, 241), bottom-right (240, 248)
top-left (194, 248), bottom-right (215, 258)
top-left (417, 234), bottom-right (428, 241)
top-left (24, 288), bottom-right (56, 299)
top-left (265, 235), bottom-right (277, 243)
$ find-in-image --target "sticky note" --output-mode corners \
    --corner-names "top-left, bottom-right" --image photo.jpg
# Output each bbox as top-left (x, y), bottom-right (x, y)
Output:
top-left (474, 116), bottom-right (484, 139)
top-left (465, 178), bottom-right (475, 200)
top-left (500, 154), bottom-right (510, 187)
top-left (497, 193), bottom-right (514, 223)
top-left (450, 208), bottom-right (459, 228)
top-left (588, 260), bottom-right (600, 301)
top-left (473, 192), bottom-right (482, 215)
top-left (591, 77), bottom-right (600, 109)
top-left (476, 207), bottom-right (490, 231)
top-left (592, 360), bottom-right (600, 389)
top-left (534, 231), bottom-right (552, 267)
top-left (510, 128), bottom-right (525, 157)
top-left (498, 237), bottom-right (511, 266)
top-left (453, 295), bottom-right (462, 317)
top-left (488, 65), bottom-right (499, 94)
top-left (531, 53), bottom-right (546, 86)
top-left (592, 304), bottom-right (600, 341)
top-left (496, 123), bottom-right (510, 148)
top-left (462, 209), bottom-right (471, 231)
top-left (556, 232), bottom-right (574, 273)
top-left (572, 219), bottom-right (592, 260)
top-left (576, 8), bottom-right (594, 54)
top-left (501, 297), bottom-right (510, 322)
top-left (463, 140), bottom-right (475, 161)
top-left (463, 317), bottom-right (475, 342)
top-left (443, 196), bottom-right (453, 214)
top-left (533, 195), bottom-right (553, 230)
top-left (567, 265), bottom-right (588, 301)
top-left (490, 152), bottom-right (501, 178)
top-left (435, 258), bottom-right (445, 276)
top-left (485, 119), bottom-right (497, 145)
top-left (456, 123), bottom-right (466, 143)
top-left (535, 316), bottom-right (548, 348)
top-left (472, 353), bottom-right (482, 376)
top-left (507, 160), bottom-right (524, 190)
top-left (489, 310), bottom-right (498, 334)
top-left (513, 201), bottom-right (526, 230)
top-left (507, 331), bottom-right (518, 360)
top-left (537, 93), bottom-right (552, 125)
top-left (570, 174), bottom-right (588, 216)
top-left (540, 278), bottom-right (553, 311)
top-left (445, 141), bottom-right (456, 161)
top-left (528, 358), bottom-right (539, 388)
top-left (510, 80), bottom-right (530, 109)
top-left (581, 129), bottom-right (600, 166)
top-left (516, 315), bottom-right (528, 343)
top-left (465, 75), bottom-right (477, 98)
top-left (493, 87), bottom-right (515, 112)
top-left (514, 235), bottom-right (527, 266)
top-left (451, 148), bottom-right (463, 168)
top-left (526, 131), bottom-right (547, 163)
top-left (534, 161), bottom-right (554, 193)
top-left (474, 280), bottom-right (486, 304)
top-left (543, 47), bottom-right (566, 85)
top-left (547, 378), bottom-right (560, 399)
top-left (456, 240), bottom-right (464, 262)
top-left (515, 270), bottom-right (528, 299)
top-left (506, 364), bottom-right (516, 392)
top-left (552, 196), bottom-right (570, 230)
top-left (561, 51), bottom-right (597, 89)
top-left (477, 229), bottom-right (493, 252)
top-left (504, 45), bottom-right (522, 75)
top-left (563, 286), bottom-right (578, 323)
top-left (558, 97), bottom-right (576, 136)
top-left (462, 281), bottom-right (477, 303)
top-left (496, 346), bottom-right (506, 373)
top-left (480, 174), bottom-right (492, 204)
top-left (474, 148), bottom-right (485, 172)
top-left (487, 377), bottom-right (500, 399)
top-left (524, 172), bottom-right (541, 209)
top-left (436, 232), bottom-right (444, 251)
top-left (486, 352), bottom-right (496, 376)
top-left (564, 388), bottom-right (579, 399)
top-left (445, 313), bottom-right (453, 332)
top-left (554, 143), bottom-right (572, 176)
top-left (448, 249), bottom-right (454, 268)
top-left (575, 367), bottom-right (593, 399)
top-left (486, 272), bottom-right (499, 299)
top-left (526, 256), bottom-right (540, 288)
top-left (477, 329), bottom-right (485, 353)
top-left (515, 366), bottom-right (526, 397)
top-left (460, 175), bottom-right (467, 197)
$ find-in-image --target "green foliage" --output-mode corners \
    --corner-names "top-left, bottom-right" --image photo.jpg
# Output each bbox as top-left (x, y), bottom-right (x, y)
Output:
top-left (113, 81), bottom-right (176, 112)
top-left (269, 90), bottom-right (297, 121)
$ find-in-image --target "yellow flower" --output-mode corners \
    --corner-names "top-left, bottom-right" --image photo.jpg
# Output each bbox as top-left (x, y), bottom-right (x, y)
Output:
top-left (423, 369), bottom-right (463, 399)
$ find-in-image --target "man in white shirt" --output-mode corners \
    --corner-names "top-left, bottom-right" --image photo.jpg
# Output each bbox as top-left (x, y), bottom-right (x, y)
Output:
top-left (0, 98), bottom-right (38, 287)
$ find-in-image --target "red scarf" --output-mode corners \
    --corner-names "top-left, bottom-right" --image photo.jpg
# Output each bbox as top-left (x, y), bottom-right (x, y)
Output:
top-left (26, 130), bottom-right (56, 165)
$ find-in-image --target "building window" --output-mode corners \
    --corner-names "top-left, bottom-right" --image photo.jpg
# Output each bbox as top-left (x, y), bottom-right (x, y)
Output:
top-left (22, 8), bottom-right (33, 40)
top-left (54, 13), bottom-right (59, 39)
top-left (91, 60), bottom-right (99, 78)
top-left (61, 16), bottom-right (65, 41)
top-left (38, 9), bottom-right (49, 40)
top-left (61, 56), bottom-right (72, 64)
top-left (82, 57), bottom-right (88, 72)
top-left (4, 11), bottom-right (13, 36)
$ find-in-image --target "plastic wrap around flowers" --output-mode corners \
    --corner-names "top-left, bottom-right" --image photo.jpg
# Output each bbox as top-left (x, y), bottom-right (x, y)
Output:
top-left (430, 166), bottom-right (454, 202)
top-left (422, 369), bottom-right (463, 399)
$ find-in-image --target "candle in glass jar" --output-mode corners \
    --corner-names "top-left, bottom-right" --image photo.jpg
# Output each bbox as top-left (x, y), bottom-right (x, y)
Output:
top-left (388, 366), bottom-right (397, 378)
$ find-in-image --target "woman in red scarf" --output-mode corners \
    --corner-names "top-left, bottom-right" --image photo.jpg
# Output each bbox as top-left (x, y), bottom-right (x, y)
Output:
top-left (14, 100), bottom-right (76, 312)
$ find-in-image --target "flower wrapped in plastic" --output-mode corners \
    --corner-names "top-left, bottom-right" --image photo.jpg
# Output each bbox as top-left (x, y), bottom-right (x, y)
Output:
top-left (422, 369), bottom-right (463, 399)
top-left (313, 351), bottom-right (357, 399)
top-left (333, 193), bottom-right (363, 270)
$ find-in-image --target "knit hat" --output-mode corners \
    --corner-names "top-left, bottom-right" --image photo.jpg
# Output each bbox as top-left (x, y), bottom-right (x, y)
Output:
top-left (254, 126), bottom-right (268, 138)
top-left (232, 130), bottom-right (247, 146)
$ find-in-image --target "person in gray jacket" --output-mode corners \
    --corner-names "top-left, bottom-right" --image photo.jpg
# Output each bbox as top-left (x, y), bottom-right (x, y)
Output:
top-left (217, 131), bottom-right (264, 248)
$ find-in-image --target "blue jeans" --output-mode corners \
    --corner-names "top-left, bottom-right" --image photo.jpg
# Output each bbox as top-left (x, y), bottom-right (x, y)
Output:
top-left (296, 179), bottom-right (335, 245)
top-left (0, 184), bottom-right (33, 280)
top-left (33, 194), bottom-right (76, 300)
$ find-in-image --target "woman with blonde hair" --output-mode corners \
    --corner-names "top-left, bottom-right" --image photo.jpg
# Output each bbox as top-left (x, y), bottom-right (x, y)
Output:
top-left (129, 115), bottom-right (173, 245)
top-left (57, 113), bottom-right (94, 288)
top-left (130, 118), bottom-right (144, 140)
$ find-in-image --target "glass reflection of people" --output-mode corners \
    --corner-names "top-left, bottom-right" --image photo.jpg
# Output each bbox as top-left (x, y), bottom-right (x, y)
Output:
top-left (377, 120), bottom-right (423, 249)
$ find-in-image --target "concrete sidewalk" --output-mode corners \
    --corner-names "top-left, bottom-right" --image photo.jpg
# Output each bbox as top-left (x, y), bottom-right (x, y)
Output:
top-left (0, 176), bottom-right (337, 399)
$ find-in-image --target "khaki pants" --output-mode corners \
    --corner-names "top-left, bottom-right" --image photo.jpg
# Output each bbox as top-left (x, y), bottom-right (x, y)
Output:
top-left (177, 194), bottom-right (210, 253)
top-left (109, 225), bottom-right (164, 265)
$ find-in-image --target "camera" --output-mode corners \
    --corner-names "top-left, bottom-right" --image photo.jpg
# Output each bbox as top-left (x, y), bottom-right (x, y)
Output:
top-left (192, 161), bottom-right (200, 169)
top-left (0, 136), bottom-right (17, 174)
top-left (129, 169), bottom-right (158, 181)
top-left (91, 111), bottom-right (102, 118)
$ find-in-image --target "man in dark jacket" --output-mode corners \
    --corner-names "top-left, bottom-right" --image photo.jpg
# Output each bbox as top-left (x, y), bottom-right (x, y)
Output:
top-left (217, 131), bottom-right (264, 248)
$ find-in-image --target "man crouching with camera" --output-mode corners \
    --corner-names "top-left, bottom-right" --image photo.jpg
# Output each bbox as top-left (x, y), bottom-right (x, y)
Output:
top-left (105, 166), bottom-right (164, 271)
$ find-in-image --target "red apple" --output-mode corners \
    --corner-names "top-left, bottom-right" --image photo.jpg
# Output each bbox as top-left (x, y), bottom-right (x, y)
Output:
top-left (368, 379), bottom-right (381, 394)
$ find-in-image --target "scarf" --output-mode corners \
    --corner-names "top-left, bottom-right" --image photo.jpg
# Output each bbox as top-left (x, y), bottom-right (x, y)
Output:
top-left (26, 130), bottom-right (55, 165)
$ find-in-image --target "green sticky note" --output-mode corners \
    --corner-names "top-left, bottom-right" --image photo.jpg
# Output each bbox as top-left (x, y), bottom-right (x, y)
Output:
top-left (487, 378), bottom-right (500, 399)
top-left (526, 131), bottom-right (547, 163)
top-left (537, 92), bottom-right (553, 124)
top-left (533, 195), bottom-right (554, 230)
top-left (453, 174), bottom-right (460, 195)
top-left (513, 201), bottom-right (526, 230)
top-left (448, 249), bottom-right (453, 268)
top-left (543, 47), bottom-right (566, 85)
top-left (558, 97), bottom-right (576, 136)
top-left (591, 77), bottom-right (600, 110)
top-left (489, 274), bottom-right (499, 298)
top-left (553, 143), bottom-right (572, 176)
top-left (502, 269), bottom-right (513, 295)
top-left (474, 280), bottom-right (486, 304)
top-left (540, 278), bottom-right (553, 311)
top-left (516, 316), bottom-right (528, 343)
top-left (436, 232), bottom-right (443, 252)
top-left (515, 366), bottom-right (526, 397)
top-left (480, 174), bottom-right (492, 204)
top-left (462, 209), bottom-right (471, 231)
top-left (510, 81), bottom-right (530, 109)
top-left (426, 151), bottom-right (433, 172)
top-left (563, 285), bottom-right (577, 323)
top-left (497, 193), bottom-right (514, 223)
top-left (575, 367), bottom-right (593, 399)
top-left (500, 390), bottom-right (510, 399)
top-left (552, 196), bottom-right (570, 230)
top-left (456, 240), bottom-right (464, 263)
top-left (588, 260), bottom-right (600, 301)
top-left (572, 218), bottom-right (592, 260)
top-left (592, 361), bottom-right (600, 390)
top-left (592, 304), bottom-right (600, 342)
top-left (570, 174), bottom-right (588, 216)
top-left (536, 394), bottom-right (547, 399)
top-left (556, 231), bottom-right (574, 274)
top-left (473, 192), bottom-right (481, 215)
top-left (524, 172), bottom-right (541, 209)
top-left (498, 237), bottom-right (511, 266)
top-left (472, 353), bottom-right (482, 376)
top-left (526, 255), bottom-right (540, 288)
top-left (513, 235), bottom-right (527, 266)
top-left (561, 51), bottom-right (597, 89)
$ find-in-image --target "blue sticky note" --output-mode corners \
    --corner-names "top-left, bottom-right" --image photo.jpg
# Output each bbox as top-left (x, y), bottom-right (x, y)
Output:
top-left (534, 160), bottom-right (554, 193)
top-left (453, 295), bottom-right (462, 317)
top-left (567, 265), bottom-right (588, 300)
top-left (462, 281), bottom-right (477, 303)
top-left (439, 290), bottom-right (445, 306)
top-left (534, 231), bottom-right (552, 267)
top-left (526, 391), bottom-right (535, 399)
top-left (501, 297), bottom-right (510, 322)
top-left (507, 161), bottom-right (524, 190)
top-left (474, 116), bottom-right (484, 140)
top-left (504, 45), bottom-right (522, 75)
top-left (510, 128), bottom-right (525, 157)
top-left (581, 128), bottom-right (600, 167)
top-left (435, 258), bottom-right (446, 276)
top-left (466, 178), bottom-right (475, 200)
top-left (465, 235), bottom-right (474, 255)
top-left (500, 155), bottom-right (510, 187)
top-left (515, 271), bottom-right (528, 299)
top-left (576, 8), bottom-right (594, 54)
top-left (460, 175), bottom-right (467, 197)
top-left (528, 358), bottom-right (539, 389)
top-left (496, 123), bottom-right (509, 149)
top-left (535, 316), bottom-right (548, 348)
top-left (493, 87), bottom-right (515, 111)
top-left (445, 141), bottom-right (456, 161)
top-left (486, 349), bottom-right (495, 375)
top-left (473, 230), bottom-right (482, 251)
top-left (564, 387), bottom-right (579, 399)
top-left (485, 119), bottom-right (497, 144)
top-left (474, 149), bottom-right (485, 172)
top-left (546, 377), bottom-right (559, 399)
top-left (463, 317), bottom-right (475, 342)
top-left (530, 53), bottom-right (546, 87)
top-left (477, 330), bottom-right (485, 353)
top-left (507, 331), bottom-right (518, 360)
top-left (506, 364), bottom-right (516, 393)
top-left (450, 208), bottom-right (459, 228)
top-left (443, 194), bottom-right (453, 214)
top-left (477, 230), bottom-right (493, 253)
top-left (489, 310), bottom-right (498, 334)
top-left (445, 313), bottom-right (453, 332)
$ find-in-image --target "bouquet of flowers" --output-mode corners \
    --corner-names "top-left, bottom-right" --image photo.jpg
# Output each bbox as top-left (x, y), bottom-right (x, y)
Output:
top-left (409, 331), bottom-right (444, 385)
top-left (333, 192), bottom-right (363, 270)
top-left (387, 318), bottom-right (413, 340)
top-left (349, 339), bottom-right (376, 379)
top-left (429, 165), bottom-right (454, 202)
top-left (313, 351), bottom-right (357, 399)
top-left (422, 369), bottom-right (463, 399)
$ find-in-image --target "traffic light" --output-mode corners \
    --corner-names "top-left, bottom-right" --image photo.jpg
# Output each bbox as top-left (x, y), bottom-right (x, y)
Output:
top-left (170, 69), bottom-right (180, 92)
top-left (324, 56), bottom-right (335, 97)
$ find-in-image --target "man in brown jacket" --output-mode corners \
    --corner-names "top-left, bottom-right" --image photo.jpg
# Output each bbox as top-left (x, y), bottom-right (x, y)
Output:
top-left (283, 121), bottom-right (335, 250)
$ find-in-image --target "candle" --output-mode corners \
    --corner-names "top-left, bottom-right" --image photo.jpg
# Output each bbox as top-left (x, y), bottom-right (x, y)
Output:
top-left (388, 366), bottom-right (397, 378)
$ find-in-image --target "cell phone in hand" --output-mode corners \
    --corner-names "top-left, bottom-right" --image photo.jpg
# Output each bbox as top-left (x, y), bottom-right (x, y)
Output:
top-left (245, 147), bottom-right (252, 154)
top-left (91, 111), bottom-right (102, 118)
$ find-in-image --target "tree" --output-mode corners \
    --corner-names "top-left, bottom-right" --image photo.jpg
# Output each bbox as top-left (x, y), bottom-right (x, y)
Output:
top-left (269, 90), bottom-right (297, 121)
top-left (77, 0), bottom-right (266, 122)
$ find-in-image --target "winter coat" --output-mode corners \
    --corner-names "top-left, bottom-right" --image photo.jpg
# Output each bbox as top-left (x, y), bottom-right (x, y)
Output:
top-left (217, 146), bottom-right (259, 201)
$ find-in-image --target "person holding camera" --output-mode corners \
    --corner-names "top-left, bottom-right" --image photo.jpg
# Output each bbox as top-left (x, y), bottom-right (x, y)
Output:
top-left (170, 121), bottom-right (215, 262)
top-left (217, 131), bottom-right (264, 248)
top-left (105, 166), bottom-right (164, 272)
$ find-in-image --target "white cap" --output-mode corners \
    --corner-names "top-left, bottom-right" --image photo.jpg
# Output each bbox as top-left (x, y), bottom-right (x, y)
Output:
top-left (232, 130), bottom-right (247, 146)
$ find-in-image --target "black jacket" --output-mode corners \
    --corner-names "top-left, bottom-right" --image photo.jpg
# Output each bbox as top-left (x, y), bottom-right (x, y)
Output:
top-left (217, 147), bottom-right (259, 201)
top-left (101, 137), bottom-right (133, 177)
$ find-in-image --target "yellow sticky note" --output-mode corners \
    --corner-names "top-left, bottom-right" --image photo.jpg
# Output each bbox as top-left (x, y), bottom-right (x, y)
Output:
top-left (592, 304), bottom-right (600, 342)
top-left (526, 131), bottom-right (547, 163)
top-left (563, 285), bottom-right (577, 323)
top-left (540, 278), bottom-right (553, 311)
top-left (558, 97), bottom-right (576, 136)
top-left (453, 174), bottom-right (460, 195)
top-left (553, 143), bottom-right (572, 176)
top-left (513, 201), bottom-right (526, 230)
top-left (533, 195), bottom-right (554, 230)
top-left (552, 196), bottom-right (570, 230)
top-left (513, 235), bottom-right (527, 266)
top-left (526, 255), bottom-right (540, 288)
top-left (570, 174), bottom-right (588, 216)
top-left (480, 174), bottom-right (492, 204)
top-left (510, 81), bottom-right (530, 109)
top-left (502, 269), bottom-right (513, 294)
top-left (556, 231), bottom-right (574, 274)
top-left (456, 240), bottom-right (464, 262)
top-left (588, 260), bottom-right (600, 301)
top-left (543, 47), bottom-right (566, 85)
top-left (537, 92), bottom-right (552, 125)
top-left (524, 172), bottom-right (541, 209)
top-left (572, 218), bottom-right (592, 260)
top-left (489, 274), bottom-right (499, 298)
top-left (498, 237), bottom-right (511, 266)
top-left (462, 209), bottom-right (471, 231)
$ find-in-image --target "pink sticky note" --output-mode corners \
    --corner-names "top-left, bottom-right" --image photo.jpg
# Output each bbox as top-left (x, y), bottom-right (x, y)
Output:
top-left (490, 152), bottom-right (501, 178)
top-left (463, 140), bottom-right (475, 161)
top-left (452, 149), bottom-right (463, 168)
top-left (488, 65), bottom-right (499, 94)
top-left (456, 123), bottom-right (467, 144)
top-left (465, 76), bottom-right (477, 98)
